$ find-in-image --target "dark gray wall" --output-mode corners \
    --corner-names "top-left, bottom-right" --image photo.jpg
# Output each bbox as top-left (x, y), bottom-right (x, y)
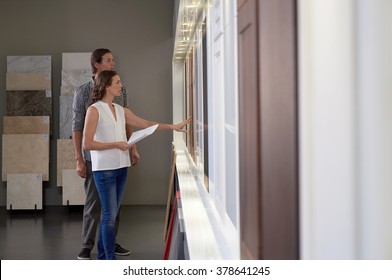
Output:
top-left (0, 0), bottom-right (175, 206)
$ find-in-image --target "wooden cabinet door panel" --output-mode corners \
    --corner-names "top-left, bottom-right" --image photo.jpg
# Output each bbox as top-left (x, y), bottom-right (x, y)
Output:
top-left (238, 0), bottom-right (261, 260)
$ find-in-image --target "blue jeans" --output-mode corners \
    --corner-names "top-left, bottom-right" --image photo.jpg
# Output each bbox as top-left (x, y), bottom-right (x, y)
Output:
top-left (93, 167), bottom-right (128, 260)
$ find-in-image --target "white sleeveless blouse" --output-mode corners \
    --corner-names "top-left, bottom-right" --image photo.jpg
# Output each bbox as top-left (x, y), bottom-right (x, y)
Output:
top-left (90, 101), bottom-right (131, 171)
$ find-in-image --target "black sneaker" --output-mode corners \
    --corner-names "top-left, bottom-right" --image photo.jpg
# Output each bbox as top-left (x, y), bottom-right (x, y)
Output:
top-left (77, 248), bottom-right (91, 260)
top-left (115, 243), bottom-right (130, 256)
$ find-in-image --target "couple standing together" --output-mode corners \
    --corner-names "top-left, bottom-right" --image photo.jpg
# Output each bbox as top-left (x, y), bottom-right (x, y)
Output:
top-left (72, 48), bottom-right (190, 260)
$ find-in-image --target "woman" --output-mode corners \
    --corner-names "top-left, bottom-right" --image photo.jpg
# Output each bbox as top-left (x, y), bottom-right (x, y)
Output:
top-left (83, 70), bottom-right (190, 259)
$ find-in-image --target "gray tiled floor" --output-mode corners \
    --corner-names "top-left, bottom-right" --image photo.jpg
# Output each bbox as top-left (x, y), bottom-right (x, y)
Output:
top-left (0, 205), bottom-right (166, 260)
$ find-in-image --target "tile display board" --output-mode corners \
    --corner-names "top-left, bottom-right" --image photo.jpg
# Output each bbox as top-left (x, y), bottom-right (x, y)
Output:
top-left (59, 53), bottom-right (91, 139)
top-left (2, 54), bottom-right (93, 208)
top-left (6, 173), bottom-right (43, 210)
top-left (62, 169), bottom-right (86, 205)
top-left (3, 116), bottom-right (50, 134)
top-left (2, 56), bottom-right (52, 210)
top-left (2, 134), bottom-right (50, 181)
top-left (7, 55), bottom-right (51, 73)
top-left (56, 139), bottom-right (75, 186)
top-left (5, 56), bottom-right (52, 117)
top-left (58, 53), bottom-right (90, 205)
top-left (6, 91), bottom-right (52, 117)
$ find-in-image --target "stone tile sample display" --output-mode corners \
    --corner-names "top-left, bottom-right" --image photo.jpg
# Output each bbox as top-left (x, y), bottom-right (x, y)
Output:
top-left (61, 69), bottom-right (91, 89)
top-left (6, 173), bottom-right (42, 210)
top-left (62, 169), bottom-right (85, 205)
top-left (3, 116), bottom-right (50, 134)
top-left (6, 90), bottom-right (52, 116)
top-left (59, 95), bottom-right (74, 139)
top-left (57, 139), bottom-right (75, 186)
top-left (6, 72), bottom-right (51, 90)
top-left (2, 134), bottom-right (49, 181)
top-left (62, 52), bottom-right (91, 70)
top-left (61, 86), bottom-right (76, 96)
top-left (7, 55), bottom-right (51, 73)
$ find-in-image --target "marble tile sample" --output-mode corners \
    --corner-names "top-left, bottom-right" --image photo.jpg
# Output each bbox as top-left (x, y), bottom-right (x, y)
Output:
top-left (62, 52), bottom-right (91, 70)
top-left (62, 169), bottom-right (85, 205)
top-left (61, 86), bottom-right (76, 96)
top-left (6, 173), bottom-right (42, 210)
top-left (2, 134), bottom-right (49, 181)
top-left (7, 55), bottom-right (51, 73)
top-left (59, 95), bottom-right (74, 139)
top-left (57, 139), bottom-right (75, 186)
top-left (6, 90), bottom-right (52, 116)
top-left (3, 116), bottom-right (50, 134)
top-left (61, 69), bottom-right (91, 89)
top-left (6, 72), bottom-right (51, 90)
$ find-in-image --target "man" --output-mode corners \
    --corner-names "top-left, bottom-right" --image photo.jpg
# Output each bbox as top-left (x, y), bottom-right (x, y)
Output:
top-left (72, 48), bottom-right (140, 260)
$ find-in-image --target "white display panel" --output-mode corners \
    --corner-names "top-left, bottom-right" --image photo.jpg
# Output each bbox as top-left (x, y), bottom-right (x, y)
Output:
top-left (172, 0), bottom-right (240, 259)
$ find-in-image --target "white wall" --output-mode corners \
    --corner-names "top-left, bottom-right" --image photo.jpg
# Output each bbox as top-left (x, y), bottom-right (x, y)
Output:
top-left (299, 0), bottom-right (392, 259)
top-left (357, 0), bottom-right (392, 259)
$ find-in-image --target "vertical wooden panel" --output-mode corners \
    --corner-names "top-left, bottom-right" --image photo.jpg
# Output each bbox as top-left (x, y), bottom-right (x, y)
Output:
top-left (258, 0), bottom-right (298, 259)
top-left (237, 0), bottom-right (247, 10)
top-left (238, 0), bottom-right (261, 260)
top-left (238, 0), bottom-right (298, 259)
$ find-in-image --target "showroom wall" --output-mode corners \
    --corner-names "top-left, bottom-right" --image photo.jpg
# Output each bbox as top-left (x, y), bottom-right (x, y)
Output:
top-left (0, 0), bottom-right (175, 206)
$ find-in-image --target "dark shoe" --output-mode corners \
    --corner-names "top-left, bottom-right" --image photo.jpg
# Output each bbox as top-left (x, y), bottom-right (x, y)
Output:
top-left (115, 243), bottom-right (130, 256)
top-left (77, 248), bottom-right (91, 260)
